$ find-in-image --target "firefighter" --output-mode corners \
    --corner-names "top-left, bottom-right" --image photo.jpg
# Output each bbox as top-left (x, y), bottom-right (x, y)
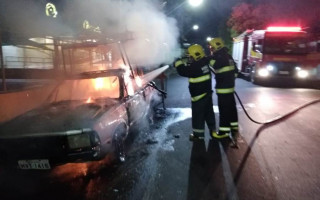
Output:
top-left (208, 37), bottom-right (239, 142)
top-left (174, 44), bottom-right (217, 141)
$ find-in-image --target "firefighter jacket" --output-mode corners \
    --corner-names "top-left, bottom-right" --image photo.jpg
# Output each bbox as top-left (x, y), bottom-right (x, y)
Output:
top-left (210, 47), bottom-right (238, 94)
top-left (174, 57), bottom-right (213, 102)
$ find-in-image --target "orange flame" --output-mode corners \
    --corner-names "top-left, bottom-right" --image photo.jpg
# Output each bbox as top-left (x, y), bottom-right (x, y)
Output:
top-left (93, 78), bottom-right (105, 90)
top-left (86, 97), bottom-right (93, 103)
top-left (135, 76), bottom-right (143, 87)
top-left (50, 155), bottom-right (114, 181)
top-left (122, 65), bottom-right (135, 95)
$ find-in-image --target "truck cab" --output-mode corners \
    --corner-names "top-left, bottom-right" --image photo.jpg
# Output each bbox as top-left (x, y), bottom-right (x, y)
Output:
top-left (233, 26), bottom-right (319, 84)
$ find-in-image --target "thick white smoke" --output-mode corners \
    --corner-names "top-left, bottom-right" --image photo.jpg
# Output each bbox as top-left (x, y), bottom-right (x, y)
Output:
top-left (124, 1), bottom-right (180, 68)
top-left (63, 0), bottom-right (181, 68)
top-left (2, 0), bottom-right (181, 68)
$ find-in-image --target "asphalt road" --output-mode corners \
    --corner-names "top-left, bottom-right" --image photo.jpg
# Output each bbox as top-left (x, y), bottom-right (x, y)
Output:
top-left (0, 72), bottom-right (319, 200)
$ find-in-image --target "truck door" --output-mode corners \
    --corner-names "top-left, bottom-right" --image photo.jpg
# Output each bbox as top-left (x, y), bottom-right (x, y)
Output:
top-left (123, 75), bottom-right (147, 126)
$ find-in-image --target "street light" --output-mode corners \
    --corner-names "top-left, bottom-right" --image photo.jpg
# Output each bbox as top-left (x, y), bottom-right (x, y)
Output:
top-left (167, 0), bottom-right (204, 15)
top-left (188, 0), bottom-right (204, 7)
top-left (193, 25), bottom-right (199, 30)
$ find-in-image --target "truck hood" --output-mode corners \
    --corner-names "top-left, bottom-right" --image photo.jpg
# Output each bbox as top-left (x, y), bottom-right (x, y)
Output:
top-left (0, 99), bottom-right (119, 138)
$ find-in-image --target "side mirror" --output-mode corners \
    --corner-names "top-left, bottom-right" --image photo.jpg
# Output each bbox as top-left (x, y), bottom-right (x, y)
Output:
top-left (252, 42), bottom-right (256, 51)
top-left (148, 81), bottom-right (156, 87)
top-left (254, 44), bottom-right (262, 53)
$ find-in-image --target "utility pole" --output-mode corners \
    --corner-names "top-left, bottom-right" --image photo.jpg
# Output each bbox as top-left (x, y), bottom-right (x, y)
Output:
top-left (0, 29), bottom-right (7, 91)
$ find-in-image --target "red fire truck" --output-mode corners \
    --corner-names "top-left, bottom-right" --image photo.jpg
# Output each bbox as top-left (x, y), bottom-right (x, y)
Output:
top-left (232, 26), bottom-right (320, 84)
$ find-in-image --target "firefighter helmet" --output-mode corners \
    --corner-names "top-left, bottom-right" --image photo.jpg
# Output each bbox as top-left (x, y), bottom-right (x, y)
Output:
top-left (187, 44), bottom-right (205, 61)
top-left (45, 3), bottom-right (58, 18)
top-left (209, 37), bottom-right (224, 51)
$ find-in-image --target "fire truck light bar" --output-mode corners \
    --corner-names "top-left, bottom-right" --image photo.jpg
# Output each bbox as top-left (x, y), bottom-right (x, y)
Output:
top-left (266, 26), bottom-right (302, 32)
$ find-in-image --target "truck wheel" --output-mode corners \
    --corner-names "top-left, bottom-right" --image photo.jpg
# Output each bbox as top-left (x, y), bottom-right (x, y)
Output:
top-left (250, 71), bottom-right (255, 83)
top-left (113, 133), bottom-right (126, 163)
top-left (250, 66), bottom-right (259, 84)
top-left (112, 126), bottom-right (127, 163)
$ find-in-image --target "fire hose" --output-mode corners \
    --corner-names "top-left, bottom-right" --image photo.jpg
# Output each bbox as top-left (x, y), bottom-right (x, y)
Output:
top-left (209, 66), bottom-right (320, 147)
top-left (148, 81), bottom-right (167, 98)
top-left (147, 81), bottom-right (167, 110)
top-left (234, 91), bottom-right (320, 125)
top-left (208, 66), bottom-right (320, 125)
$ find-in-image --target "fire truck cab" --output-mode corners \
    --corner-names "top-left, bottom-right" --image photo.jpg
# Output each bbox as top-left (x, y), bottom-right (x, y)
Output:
top-left (232, 26), bottom-right (319, 84)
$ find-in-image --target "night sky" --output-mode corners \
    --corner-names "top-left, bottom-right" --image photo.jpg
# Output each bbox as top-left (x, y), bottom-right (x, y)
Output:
top-left (166, 0), bottom-right (320, 46)
top-left (0, 0), bottom-right (241, 43)
top-left (165, 0), bottom-right (242, 45)
top-left (1, 0), bottom-right (319, 54)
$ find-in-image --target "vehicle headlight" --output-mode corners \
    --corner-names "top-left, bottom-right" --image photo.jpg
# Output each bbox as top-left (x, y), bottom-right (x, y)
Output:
top-left (67, 129), bottom-right (92, 149)
top-left (266, 65), bottom-right (274, 71)
top-left (295, 66), bottom-right (301, 71)
top-left (257, 68), bottom-right (269, 77)
top-left (297, 70), bottom-right (309, 78)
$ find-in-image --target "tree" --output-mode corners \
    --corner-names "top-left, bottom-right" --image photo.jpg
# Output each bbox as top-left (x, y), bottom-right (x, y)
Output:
top-left (227, 1), bottom-right (320, 36)
top-left (227, 3), bottom-right (275, 35)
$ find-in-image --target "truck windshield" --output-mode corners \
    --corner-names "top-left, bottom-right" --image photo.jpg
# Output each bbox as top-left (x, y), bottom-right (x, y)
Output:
top-left (264, 34), bottom-right (307, 55)
top-left (53, 76), bottom-right (120, 102)
top-left (62, 43), bottom-right (125, 74)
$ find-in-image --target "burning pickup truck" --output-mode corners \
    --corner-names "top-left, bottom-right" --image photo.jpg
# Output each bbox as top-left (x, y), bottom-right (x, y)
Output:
top-left (0, 41), bottom-right (167, 170)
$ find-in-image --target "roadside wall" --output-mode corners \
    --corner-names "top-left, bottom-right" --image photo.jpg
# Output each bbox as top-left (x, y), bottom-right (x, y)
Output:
top-left (0, 85), bottom-right (56, 123)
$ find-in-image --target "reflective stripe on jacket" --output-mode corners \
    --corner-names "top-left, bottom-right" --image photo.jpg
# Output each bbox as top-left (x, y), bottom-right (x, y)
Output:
top-left (216, 87), bottom-right (234, 94)
top-left (175, 60), bottom-right (183, 67)
top-left (189, 74), bottom-right (210, 83)
top-left (174, 57), bottom-right (214, 101)
top-left (210, 48), bottom-right (237, 90)
top-left (215, 66), bottom-right (235, 74)
top-left (191, 92), bottom-right (207, 102)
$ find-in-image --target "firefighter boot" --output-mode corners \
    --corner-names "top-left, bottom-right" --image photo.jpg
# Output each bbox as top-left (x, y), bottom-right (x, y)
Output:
top-left (211, 131), bottom-right (230, 141)
top-left (230, 132), bottom-right (240, 149)
top-left (231, 132), bottom-right (239, 140)
top-left (189, 133), bottom-right (204, 141)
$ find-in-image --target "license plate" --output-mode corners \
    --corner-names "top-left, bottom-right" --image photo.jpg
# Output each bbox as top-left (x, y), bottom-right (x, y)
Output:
top-left (279, 71), bottom-right (289, 75)
top-left (18, 159), bottom-right (51, 170)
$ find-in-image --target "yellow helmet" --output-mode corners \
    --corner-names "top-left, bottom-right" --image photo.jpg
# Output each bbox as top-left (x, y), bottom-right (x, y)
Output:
top-left (209, 37), bottom-right (224, 51)
top-left (187, 44), bottom-right (205, 61)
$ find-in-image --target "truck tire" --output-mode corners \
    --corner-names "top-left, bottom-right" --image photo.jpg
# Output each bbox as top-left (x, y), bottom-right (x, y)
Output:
top-left (250, 66), bottom-right (259, 84)
top-left (112, 124), bottom-right (128, 163)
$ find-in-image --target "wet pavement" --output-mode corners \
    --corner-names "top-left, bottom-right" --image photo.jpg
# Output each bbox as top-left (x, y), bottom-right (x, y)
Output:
top-left (0, 108), bottom-right (192, 200)
top-left (1, 73), bottom-right (320, 200)
top-left (0, 102), bottom-right (276, 200)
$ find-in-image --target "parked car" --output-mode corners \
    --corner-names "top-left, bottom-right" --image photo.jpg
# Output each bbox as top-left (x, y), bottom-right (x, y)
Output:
top-left (0, 41), bottom-right (166, 170)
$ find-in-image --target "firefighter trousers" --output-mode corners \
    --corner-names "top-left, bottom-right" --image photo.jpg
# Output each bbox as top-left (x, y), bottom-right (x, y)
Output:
top-left (217, 93), bottom-right (238, 135)
top-left (191, 93), bottom-right (216, 137)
